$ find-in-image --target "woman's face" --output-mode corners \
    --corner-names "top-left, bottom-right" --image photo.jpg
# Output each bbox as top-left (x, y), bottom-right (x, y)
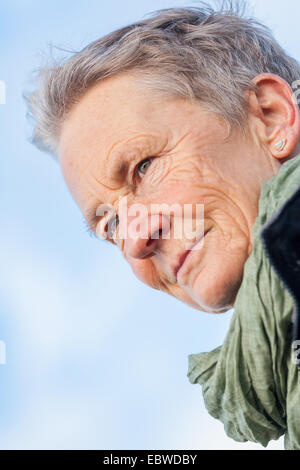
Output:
top-left (59, 73), bottom-right (280, 313)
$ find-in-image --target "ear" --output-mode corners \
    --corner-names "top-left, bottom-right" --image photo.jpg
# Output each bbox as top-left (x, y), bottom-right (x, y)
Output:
top-left (248, 73), bottom-right (300, 160)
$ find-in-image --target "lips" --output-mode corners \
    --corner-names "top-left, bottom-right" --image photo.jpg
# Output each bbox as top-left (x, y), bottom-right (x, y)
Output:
top-left (173, 229), bottom-right (210, 280)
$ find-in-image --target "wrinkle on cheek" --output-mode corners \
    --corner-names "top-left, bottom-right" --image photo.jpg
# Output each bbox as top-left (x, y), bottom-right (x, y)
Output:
top-left (210, 188), bottom-right (253, 241)
top-left (208, 219), bottom-right (250, 261)
top-left (165, 158), bottom-right (213, 186)
top-left (143, 157), bottom-right (201, 192)
top-left (147, 157), bottom-right (172, 188)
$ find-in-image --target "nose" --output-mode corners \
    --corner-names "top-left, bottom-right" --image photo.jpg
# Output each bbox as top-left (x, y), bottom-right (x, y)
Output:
top-left (124, 213), bottom-right (170, 260)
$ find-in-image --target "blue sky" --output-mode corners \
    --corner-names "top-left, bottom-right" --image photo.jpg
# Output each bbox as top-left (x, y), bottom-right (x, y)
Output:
top-left (1, 0), bottom-right (299, 449)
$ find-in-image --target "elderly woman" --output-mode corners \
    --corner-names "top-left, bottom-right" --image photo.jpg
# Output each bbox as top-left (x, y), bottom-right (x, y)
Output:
top-left (26, 4), bottom-right (300, 449)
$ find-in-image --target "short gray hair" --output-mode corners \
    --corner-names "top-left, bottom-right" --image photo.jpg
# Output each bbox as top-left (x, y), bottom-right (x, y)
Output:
top-left (24, 1), bottom-right (300, 156)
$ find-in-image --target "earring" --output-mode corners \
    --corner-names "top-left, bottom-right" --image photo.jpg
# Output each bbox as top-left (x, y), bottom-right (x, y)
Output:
top-left (275, 138), bottom-right (286, 152)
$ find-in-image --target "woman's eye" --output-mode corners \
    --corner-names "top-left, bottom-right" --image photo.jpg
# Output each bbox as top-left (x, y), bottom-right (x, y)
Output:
top-left (106, 214), bottom-right (119, 239)
top-left (137, 157), bottom-right (153, 178)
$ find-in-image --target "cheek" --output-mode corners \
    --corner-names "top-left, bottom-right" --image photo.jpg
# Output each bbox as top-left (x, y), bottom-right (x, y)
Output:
top-left (142, 157), bottom-right (204, 196)
top-left (146, 156), bottom-right (172, 188)
top-left (128, 258), bottom-right (160, 290)
top-left (189, 235), bottom-right (249, 310)
top-left (142, 172), bottom-right (206, 210)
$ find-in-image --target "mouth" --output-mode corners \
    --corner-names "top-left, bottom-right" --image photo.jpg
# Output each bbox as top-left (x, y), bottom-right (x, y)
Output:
top-left (173, 229), bottom-right (211, 280)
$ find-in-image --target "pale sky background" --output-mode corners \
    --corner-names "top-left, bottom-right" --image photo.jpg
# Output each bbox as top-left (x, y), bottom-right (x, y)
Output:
top-left (1, 0), bottom-right (299, 450)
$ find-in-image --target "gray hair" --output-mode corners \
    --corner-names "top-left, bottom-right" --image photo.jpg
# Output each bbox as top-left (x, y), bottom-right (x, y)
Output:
top-left (24, 1), bottom-right (300, 156)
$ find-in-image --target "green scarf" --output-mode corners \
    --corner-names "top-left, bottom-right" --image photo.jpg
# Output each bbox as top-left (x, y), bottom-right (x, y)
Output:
top-left (187, 154), bottom-right (300, 449)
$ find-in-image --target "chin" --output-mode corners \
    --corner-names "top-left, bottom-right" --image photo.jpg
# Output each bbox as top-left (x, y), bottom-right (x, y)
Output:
top-left (195, 302), bottom-right (233, 314)
top-left (188, 275), bottom-right (241, 314)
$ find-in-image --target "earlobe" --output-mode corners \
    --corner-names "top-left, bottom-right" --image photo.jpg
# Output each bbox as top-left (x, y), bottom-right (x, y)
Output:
top-left (251, 73), bottom-right (300, 160)
top-left (274, 138), bottom-right (286, 152)
top-left (272, 119), bottom-right (300, 160)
